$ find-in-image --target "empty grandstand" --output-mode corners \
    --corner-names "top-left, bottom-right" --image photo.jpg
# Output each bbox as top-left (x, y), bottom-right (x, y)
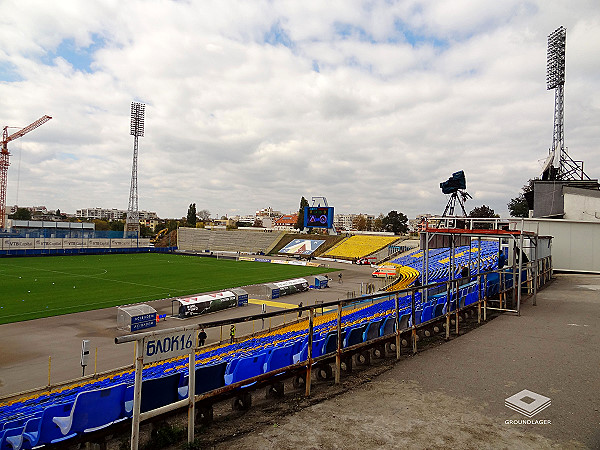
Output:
top-left (322, 235), bottom-right (400, 261)
top-left (0, 226), bottom-right (552, 449)
top-left (177, 227), bottom-right (285, 254)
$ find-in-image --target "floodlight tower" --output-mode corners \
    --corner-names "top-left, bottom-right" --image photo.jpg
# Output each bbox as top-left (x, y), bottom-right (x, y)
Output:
top-left (547, 26), bottom-right (566, 175)
top-left (125, 102), bottom-right (145, 235)
top-left (544, 26), bottom-right (590, 181)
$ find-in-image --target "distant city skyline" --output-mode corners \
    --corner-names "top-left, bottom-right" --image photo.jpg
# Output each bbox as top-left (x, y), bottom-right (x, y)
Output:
top-left (1, 1), bottom-right (599, 219)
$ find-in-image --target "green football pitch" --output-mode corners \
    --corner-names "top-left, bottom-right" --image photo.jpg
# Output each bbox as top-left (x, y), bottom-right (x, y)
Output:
top-left (0, 253), bottom-right (336, 325)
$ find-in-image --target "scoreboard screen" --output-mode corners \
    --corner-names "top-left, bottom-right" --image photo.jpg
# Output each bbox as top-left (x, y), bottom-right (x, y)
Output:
top-left (303, 206), bottom-right (334, 228)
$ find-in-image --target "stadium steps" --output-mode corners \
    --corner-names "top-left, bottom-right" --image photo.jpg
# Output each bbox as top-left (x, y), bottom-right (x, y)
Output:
top-left (177, 228), bottom-right (282, 254)
top-left (264, 232), bottom-right (287, 255)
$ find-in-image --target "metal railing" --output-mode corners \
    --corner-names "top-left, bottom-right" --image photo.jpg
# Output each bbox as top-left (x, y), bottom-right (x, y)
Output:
top-left (113, 255), bottom-right (553, 448)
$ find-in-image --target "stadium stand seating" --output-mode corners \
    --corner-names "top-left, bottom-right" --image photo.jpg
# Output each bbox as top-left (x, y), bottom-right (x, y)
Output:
top-left (177, 228), bottom-right (285, 254)
top-left (53, 383), bottom-right (127, 436)
top-left (178, 361), bottom-right (228, 399)
top-left (1, 426), bottom-right (24, 450)
top-left (263, 344), bottom-right (295, 373)
top-left (323, 235), bottom-right (399, 260)
top-left (124, 372), bottom-right (182, 416)
top-left (363, 319), bottom-right (384, 341)
top-left (22, 402), bottom-right (74, 448)
top-left (344, 324), bottom-right (368, 347)
top-left (0, 241), bottom-right (507, 447)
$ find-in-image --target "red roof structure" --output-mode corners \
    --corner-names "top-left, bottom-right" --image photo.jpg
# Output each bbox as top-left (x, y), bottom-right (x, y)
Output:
top-left (274, 214), bottom-right (298, 227)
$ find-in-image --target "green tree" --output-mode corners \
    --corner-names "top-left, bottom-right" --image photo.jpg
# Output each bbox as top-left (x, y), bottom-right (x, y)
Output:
top-left (10, 208), bottom-right (32, 220)
top-left (186, 203), bottom-right (197, 227)
top-left (507, 180), bottom-right (534, 218)
top-left (154, 223), bottom-right (167, 233)
top-left (468, 205), bottom-right (497, 218)
top-left (382, 210), bottom-right (408, 235)
top-left (197, 209), bottom-right (211, 221)
top-left (372, 214), bottom-right (384, 232)
top-left (295, 197), bottom-right (309, 230)
top-left (109, 220), bottom-right (124, 232)
top-left (468, 205), bottom-right (498, 229)
top-left (92, 219), bottom-right (110, 231)
top-left (140, 224), bottom-right (153, 238)
top-left (352, 215), bottom-right (367, 231)
top-left (166, 220), bottom-right (179, 232)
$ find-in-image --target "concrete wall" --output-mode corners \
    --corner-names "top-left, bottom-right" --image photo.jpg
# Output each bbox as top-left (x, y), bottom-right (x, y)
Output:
top-left (515, 218), bottom-right (600, 273)
top-left (563, 187), bottom-right (600, 221)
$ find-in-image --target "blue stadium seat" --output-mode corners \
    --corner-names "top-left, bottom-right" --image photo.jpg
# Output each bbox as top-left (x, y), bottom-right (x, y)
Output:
top-left (13, 416), bottom-right (41, 449)
top-left (398, 313), bottom-right (410, 330)
top-left (52, 383), bottom-right (127, 436)
top-left (291, 336), bottom-right (307, 356)
top-left (1, 426), bottom-right (23, 450)
top-left (224, 352), bottom-right (268, 385)
top-left (322, 331), bottom-right (345, 355)
top-left (124, 372), bottom-right (182, 416)
top-left (465, 291), bottom-right (478, 305)
top-left (22, 402), bottom-right (75, 448)
top-left (363, 319), bottom-right (384, 341)
top-left (263, 344), bottom-right (294, 373)
top-left (295, 338), bottom-right (326, 363)
top-left (380, 316), bottom-right (396, 336)
top-left (343, 324), bottom-right (367, 348)
top-left (1, 413), bottom-right (41, 432)
top-left (433, 303), bottom-right (444, 318)
top-left (421, 305), bottom-right (433, 323)
top-left (409, 309), bottom-right (422, 327)
top-left (195, 360), bottom-right (228, 395)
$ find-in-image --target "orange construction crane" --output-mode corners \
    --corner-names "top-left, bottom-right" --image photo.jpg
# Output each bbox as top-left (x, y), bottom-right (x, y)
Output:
top-left (1, 115), bottom-right (52, 229)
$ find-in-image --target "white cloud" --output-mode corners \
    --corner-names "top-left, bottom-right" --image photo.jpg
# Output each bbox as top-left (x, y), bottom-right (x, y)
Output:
top-left (0, 0), bottom-right (599, 219)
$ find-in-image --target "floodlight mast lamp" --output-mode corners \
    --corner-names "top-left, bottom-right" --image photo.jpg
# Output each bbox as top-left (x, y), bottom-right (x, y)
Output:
top-left (126, 102), bottom-right (145, 234)
top-left (546, 26), bottom-right (566, 175)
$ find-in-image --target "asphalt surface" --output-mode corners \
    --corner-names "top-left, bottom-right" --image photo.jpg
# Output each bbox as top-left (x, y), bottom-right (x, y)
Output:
top-left (225, 272), bottom-right (600, 449)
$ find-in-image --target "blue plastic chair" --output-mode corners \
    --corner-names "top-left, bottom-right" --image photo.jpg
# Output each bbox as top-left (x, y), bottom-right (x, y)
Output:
top-left (1, 427), bottom-right (23, 450)
top-left (363, 319), bottom-right (384, 341)
top-left (379, 316), bottom-right (395, 336)
top-left (344, 325), bottom-right (367, 348)
top-left (53, 383), bottom-right (127, 436)
top-left (3, 416), bottom-right (41, 450)
top-left (398, 313), bottom-right (410, 330)
top-left (124, 372), bottom-right (182, 416)
top-left (224, 352), bottom-right (268, 385)
top-left (263, 344), bottom-right (294, 373)
top-left (22, 402), bottom-right (75, 448)
top-left (421, 305), bottom-right (433, 323)
top-left (322, 331), bottom-right (346, 355)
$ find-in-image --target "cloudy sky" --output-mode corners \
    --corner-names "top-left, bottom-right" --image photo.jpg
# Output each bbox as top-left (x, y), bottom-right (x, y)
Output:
top-left (1, 0), bottom-right (599, 220)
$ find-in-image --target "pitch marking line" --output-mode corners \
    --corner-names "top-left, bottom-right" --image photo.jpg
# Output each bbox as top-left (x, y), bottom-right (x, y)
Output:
top-left (0, 263), bottom-right (188, 292)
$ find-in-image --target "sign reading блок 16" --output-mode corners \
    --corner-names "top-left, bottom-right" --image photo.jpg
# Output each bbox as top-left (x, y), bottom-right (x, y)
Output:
top-left (143, 330), bottom-right (195, 363)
